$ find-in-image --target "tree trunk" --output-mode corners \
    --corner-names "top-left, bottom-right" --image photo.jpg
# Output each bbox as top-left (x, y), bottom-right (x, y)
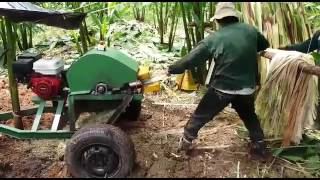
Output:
top-left (193, 2), bottom-right (202, 43)
top-left (163, 2), bottom-right (169, 34)
top-left (186, 9), bottom-right (196, 47)
top-left (0, 19), bottom-right (8, 67)
top-left (0, 20), bottom-right (6, 46)
top-left (141, 7), bottom-right (145, 22)
top-left (4, 19), bottom-right (23, 129)
top-left (180, 2), bottom-right (192, 52)
top-left (209, 2), bottom-right (214, 19)
top-left (28, 24), bottom-right (33, 48)
top-left (83, 20), bottom-right (91, 45)
top-left (13, 25), bottom-right (23, 51)
top-left (19, 24), bottom-right (28, 50)
top-left (133, 5), bottom-right (138, 20)
top-left (79, 23), bottom-right (88, 53)
top-left (168, 3), bottom-right (178, 52)
top-left (152, 5), bottom-right (157, 29)
top-left (73, 33), bottom-right (83, 56)
top-left (159, 2), bottom-right (164, 44)
top-left (99, 11), bottom-right (105, 41)
top-left (192, 2), bottom-right (207, 84)
top-left (171, 14), bottom-right (179, 50)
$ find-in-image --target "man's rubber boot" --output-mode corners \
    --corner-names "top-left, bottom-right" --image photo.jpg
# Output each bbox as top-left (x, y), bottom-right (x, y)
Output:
top-left (177, 136), bottom-right (192, 153)
top-left (248, 140), bottom-right (274, 163)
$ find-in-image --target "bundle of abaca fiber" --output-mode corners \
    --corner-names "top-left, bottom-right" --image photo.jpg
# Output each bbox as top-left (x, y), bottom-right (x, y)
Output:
top-left (255, 48), bottom-right (318, 146)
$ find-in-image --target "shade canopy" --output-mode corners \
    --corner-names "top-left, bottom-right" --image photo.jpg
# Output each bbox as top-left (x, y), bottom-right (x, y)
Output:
top-left (0, 2), bottom-right (86, 29)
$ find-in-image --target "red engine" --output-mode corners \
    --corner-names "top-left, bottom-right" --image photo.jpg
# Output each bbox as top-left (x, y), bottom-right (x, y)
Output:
top-left (30, 74), bottom-right (62, 100)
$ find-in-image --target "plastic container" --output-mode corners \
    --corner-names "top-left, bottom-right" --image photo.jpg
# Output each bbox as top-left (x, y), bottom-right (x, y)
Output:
top-left (33, 58), bottom-right (64, 75)
top-left (137, 65), bottom-right (150, 80)
top-left (143, 82), bottom-right (160, 93)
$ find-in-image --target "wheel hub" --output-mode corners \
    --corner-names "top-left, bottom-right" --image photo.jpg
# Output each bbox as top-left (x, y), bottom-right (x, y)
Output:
top-left (81, 145), bottom-right (119, 177)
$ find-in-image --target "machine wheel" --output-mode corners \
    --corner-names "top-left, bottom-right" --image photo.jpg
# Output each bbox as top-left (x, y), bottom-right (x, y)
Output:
top-left (65, 124), bottom-right (135, 178)
top-left (121, 100), bottom-right (142, 121)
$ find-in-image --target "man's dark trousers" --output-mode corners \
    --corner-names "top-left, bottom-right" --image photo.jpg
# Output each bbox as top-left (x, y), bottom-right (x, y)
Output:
top-left (183, 86), bottom-right (265, 142)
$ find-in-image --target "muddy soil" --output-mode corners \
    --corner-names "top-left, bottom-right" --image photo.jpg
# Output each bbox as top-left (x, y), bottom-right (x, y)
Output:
top-left (0, 77), bottom-right (306, 178)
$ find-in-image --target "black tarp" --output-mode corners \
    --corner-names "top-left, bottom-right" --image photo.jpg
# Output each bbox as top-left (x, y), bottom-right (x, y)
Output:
top-left (0, 2), bottom-right (86, 29)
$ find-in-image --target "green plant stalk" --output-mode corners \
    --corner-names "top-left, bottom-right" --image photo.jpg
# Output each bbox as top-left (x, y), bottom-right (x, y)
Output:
top-left (4, 19), bottom-right (23, 129)
top-left (83, 20), bottom-right (91, 45)
top-left (79, 23), bottom-right (88, 53)
top-left (192, 2), bottom-right (202, 43)
top-left (141, 6), bottom-right (145, 21)
top-left (209, 2), bottom-right (215, 20)
top-left (133, 3), bottom-right (138, 20)
top-left (180, 2), bottom-right (192, 52)
top-left (159, 2), bottom-right (164, 44)
top-left (163, 2), bottom-right (169, 34)
top-left (200, 2), bottom-right (206, 39)
top-left (192, 2), bottom-right (207, 84)
top-left (186, 6), bottom-right (196, 47)
top-left (0, 19), bottom-right (8, 67)
top-left (72, 32), bottom-right (83, 56)
top-left (19, 24), bottom-right (28, 50)
top-left (171, 14), bottom-right (179, 50)
top-left (99, 12), bottom-right (105, 41)
top-left (28, 24), bottom-right (33, 48)
top-left (168, 2), bottom-right (178, 52)
top-left (152, 4), bottom-right (157, 29)
top-left (185, 3), bottom-right (198, 79)
top-left (13, 24), bottom-right (23, 52)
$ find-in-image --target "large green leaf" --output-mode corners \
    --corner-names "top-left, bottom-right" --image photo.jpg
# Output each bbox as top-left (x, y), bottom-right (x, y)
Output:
top-left (311, 52), bottom-right (320, 65)
top-left (89, 13), bottom-right (101, 27)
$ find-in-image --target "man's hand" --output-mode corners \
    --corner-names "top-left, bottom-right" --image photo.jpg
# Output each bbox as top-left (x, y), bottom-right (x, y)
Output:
top-left (168, 63), bottom-right (185, 75)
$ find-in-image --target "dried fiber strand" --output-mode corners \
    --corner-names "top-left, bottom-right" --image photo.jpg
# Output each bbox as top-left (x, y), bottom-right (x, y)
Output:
top-left (255, 48), bottom-right (318, 147)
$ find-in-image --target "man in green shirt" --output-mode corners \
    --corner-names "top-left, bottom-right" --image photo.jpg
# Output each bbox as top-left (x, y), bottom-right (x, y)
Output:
top-left (168, 2), bottom-right (272, 161)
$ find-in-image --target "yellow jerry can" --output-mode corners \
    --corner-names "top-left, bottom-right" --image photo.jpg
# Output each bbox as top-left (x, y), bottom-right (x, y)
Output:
top-left (143, 82), bottom-right (161, 93)
top-left (175, 70), bottom-right (198, 91)
top-left (137, 65), bottom-right (150, 80)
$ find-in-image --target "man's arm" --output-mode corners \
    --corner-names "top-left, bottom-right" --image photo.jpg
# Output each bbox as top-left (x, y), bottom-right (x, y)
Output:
top-left (168, 42), bottom-right (211, 74)
top-left (280, 30), bottom-right (320, 53)
top-left (257, 31), bottom-right (270, 52)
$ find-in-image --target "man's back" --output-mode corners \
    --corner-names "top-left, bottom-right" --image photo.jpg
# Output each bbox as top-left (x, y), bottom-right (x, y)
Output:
top-left (202, 22), bottom-right (268, 90)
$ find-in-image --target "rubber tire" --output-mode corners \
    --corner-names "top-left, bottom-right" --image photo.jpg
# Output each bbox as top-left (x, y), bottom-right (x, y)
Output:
top-left (65, 124), bottom-right (135, 178)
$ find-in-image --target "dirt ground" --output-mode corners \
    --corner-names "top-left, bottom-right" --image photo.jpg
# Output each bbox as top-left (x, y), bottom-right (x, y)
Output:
top-left (0, 77), bottom-right (308, 178)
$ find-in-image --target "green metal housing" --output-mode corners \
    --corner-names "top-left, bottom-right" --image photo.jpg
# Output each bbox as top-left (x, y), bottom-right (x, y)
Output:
top-left (0, 48), bottom-right (144, 139)
top-left (66, 48), bottom-right (139, 93)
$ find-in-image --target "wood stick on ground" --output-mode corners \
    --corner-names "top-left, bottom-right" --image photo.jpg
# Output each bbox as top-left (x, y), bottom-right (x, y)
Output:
top-left (195, 145), bottom-right (230, 150)
top-left (260, 50), bottom-right (320, 76)
top-left (283, 165), bottom-right (312, 177)
top-left (295, 163), bottom-right (314, 178)
top-left (162, 104), bottom-right (166, 127)
top-left (157, 123), bottom-right (238, 136)
top-left (153, 102), bottom-right (198, 107)
top-left (157, 128), bottom-right (183, 135)
top-left (220, 149), bottom-right (247, 155)
top-left (237, 161), bottom-right (240, 178)
top-left (201, 124), bottom-right (238, 135)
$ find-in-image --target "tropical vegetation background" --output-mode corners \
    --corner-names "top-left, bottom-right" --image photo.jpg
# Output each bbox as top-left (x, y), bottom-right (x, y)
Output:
top-left (1, 2), bottom-right (320, 178)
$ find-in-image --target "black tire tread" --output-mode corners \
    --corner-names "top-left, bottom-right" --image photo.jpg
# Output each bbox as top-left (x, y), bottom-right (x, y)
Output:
top-left (65, 124), bottom-right (135, 178)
